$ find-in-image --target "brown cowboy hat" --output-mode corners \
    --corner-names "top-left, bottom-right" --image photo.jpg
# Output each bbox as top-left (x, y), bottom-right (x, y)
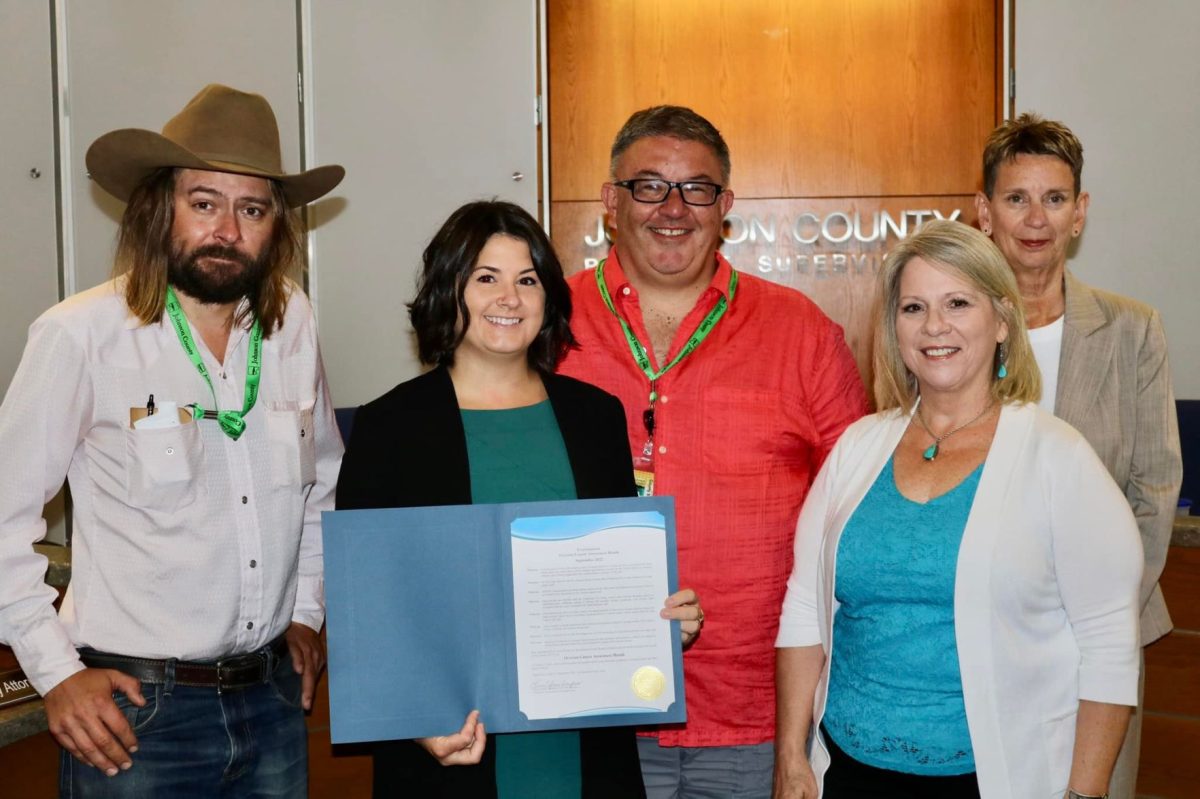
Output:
top-left (85, 84), bottom-right (344, 207)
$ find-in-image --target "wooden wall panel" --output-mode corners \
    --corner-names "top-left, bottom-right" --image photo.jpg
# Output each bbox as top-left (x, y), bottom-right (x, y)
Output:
top-left (308, 669), bottom-right (372, 798)
top-left (1139, 713), bottom-right (1200, 798)
top-left (548, 0), bottom-right (998, 382)
top-left (0, 731), bottom-right (57, 797)
top-left (548, 0), bottom-right (997, 201)
top-left (1158, 546), bottom-right (1200, 631)
top-left (1141, 545), bottom-right (1200, 798)
top-left (1144, 632), bottom-right (1200, 718)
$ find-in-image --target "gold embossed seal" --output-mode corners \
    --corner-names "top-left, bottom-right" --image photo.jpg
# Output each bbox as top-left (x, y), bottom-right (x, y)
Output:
top-left (630, 666), bottom-right (666, 701)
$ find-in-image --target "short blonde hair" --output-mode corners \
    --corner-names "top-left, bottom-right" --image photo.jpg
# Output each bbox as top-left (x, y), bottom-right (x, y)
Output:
top-left (874, 220), bottom-right (1041, 412)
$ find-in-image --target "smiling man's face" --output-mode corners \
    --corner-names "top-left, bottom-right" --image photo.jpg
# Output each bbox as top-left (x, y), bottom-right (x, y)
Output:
top-left (602, 136), bottom-right (733, 291)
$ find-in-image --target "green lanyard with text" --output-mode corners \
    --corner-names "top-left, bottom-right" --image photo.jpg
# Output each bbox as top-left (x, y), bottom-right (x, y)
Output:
top-left (594, 258), bottom-right (737, 406)
top-left (164, 286), bottom-right (262, 441)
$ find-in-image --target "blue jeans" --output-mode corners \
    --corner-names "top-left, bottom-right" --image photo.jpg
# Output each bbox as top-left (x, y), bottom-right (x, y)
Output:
top-left (59, 648), bottom-right (307, 798)
top-left (637, 737), bottom-right (774, 799)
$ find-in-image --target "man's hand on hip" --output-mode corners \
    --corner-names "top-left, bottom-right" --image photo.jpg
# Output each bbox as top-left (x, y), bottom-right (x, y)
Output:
top-left (44, 667), bottom-right (143, 776)
top-left (285, 621), bottom-right (325, 711)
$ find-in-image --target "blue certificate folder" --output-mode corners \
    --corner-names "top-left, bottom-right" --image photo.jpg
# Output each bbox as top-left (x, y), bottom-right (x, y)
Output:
top-left (322, 496), bottom-right (685, 744)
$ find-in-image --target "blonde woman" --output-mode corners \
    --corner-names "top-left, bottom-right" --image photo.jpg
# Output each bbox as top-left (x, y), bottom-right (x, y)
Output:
top-left (774, 221), bottom-right (1141, 799)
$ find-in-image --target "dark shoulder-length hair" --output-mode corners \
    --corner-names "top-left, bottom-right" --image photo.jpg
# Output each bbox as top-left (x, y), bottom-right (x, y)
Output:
top-left (409, 200), bottom-right (576, 373)
top-left (115, 166), bottom-right (303, 336)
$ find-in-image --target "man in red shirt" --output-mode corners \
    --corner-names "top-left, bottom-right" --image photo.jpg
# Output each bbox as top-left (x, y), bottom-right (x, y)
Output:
top-left (558, 106), bottom-right (867, 797)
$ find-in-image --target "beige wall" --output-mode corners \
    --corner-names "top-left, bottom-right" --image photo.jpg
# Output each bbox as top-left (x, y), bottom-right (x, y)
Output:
top-left (1016, 0), bottom-right (1200, 399)
top-left (307, 0), bottom-right (541, 407)
top-left (0, 1), bottom-right (59, 403)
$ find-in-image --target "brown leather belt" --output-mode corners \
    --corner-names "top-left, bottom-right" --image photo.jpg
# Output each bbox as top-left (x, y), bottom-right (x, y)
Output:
top-left (79, 635), bottom-right (288, 692)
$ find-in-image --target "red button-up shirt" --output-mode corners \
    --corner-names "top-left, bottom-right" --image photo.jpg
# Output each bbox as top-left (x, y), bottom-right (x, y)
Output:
top-left (559, 248), bottom-right (867, 746)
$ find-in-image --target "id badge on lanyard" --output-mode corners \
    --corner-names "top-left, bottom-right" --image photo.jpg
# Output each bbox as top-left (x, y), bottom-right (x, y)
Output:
top-left (594, 259), bottom-right (737, 500)
top-left (633, 399), bottom-right (656, 496)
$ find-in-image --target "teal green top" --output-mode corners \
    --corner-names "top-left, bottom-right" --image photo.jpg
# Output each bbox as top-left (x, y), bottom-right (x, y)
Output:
top-left (825, 456), bottom-right (982, 776)
top-left (460, 400), bottom-right (581, 799)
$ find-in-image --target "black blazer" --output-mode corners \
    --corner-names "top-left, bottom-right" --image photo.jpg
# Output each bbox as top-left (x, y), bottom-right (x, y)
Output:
top-left (336, 366), bottom-right (644, 799)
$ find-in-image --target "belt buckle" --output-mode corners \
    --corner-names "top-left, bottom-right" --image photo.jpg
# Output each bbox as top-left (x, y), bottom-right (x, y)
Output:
top-left (214, 657), bottom-right (234, 694)
top-left (214, 650), bottom-right (269, 693)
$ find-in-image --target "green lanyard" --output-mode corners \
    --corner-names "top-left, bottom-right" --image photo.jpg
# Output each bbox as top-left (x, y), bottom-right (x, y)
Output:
top-left (164, 286), bottom-right (262, 441)
top-left (594, 258), bottom-right (737, 403)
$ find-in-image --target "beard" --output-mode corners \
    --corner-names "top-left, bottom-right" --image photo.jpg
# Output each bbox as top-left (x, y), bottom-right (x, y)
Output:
top-left (167, 243), bottom-right (271, 305)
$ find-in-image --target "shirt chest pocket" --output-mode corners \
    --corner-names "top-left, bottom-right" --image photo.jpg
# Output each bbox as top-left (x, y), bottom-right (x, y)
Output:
top-left (265, 401), bottom-right (317, 489)
top-left (700, 387), bottom-right (790, 475)
top-left (125, 420), bottom-right (205, 513)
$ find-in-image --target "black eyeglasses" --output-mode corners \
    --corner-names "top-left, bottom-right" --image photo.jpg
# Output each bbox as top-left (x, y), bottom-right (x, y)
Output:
top-left (613, 179), bottom-right (724, 207)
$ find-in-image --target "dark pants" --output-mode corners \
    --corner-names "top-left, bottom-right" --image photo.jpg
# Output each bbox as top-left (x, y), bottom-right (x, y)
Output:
top-left (59, 650), bottom-right (307, 798)
top-left (823, 729), bottom-right (980, 799)
top-left (371, 727), bottom-right (645, 798)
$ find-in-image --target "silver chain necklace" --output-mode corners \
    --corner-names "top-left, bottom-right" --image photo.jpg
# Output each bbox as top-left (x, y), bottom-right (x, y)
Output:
top-left (913, 400), bottom-right (996, 461)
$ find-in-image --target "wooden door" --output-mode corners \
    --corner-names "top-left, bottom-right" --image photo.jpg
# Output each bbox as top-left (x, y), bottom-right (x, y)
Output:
top-left (547, 0), bottom-right (1001, 382)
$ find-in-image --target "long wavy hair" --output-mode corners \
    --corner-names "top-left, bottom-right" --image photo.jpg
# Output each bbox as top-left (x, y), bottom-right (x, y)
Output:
top-left (115, 167), bottom-right (303, 335)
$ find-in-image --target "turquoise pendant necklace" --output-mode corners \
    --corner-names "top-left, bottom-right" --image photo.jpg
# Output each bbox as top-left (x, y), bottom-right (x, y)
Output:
top-left (913, 400), bottom-right (996, 461)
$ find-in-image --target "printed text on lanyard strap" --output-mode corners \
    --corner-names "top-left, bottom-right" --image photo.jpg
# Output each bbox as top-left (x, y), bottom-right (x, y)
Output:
top-left (594, 257), bottom-right (738, 407)
top-left (164, 285), bottom-right (262, 441)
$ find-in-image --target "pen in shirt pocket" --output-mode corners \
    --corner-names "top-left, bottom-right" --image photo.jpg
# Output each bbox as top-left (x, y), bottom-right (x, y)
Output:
top-left (131, 395), bottom-right (184, 429)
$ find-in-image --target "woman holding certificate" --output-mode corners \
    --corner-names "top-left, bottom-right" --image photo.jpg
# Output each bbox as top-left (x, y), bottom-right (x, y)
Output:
top-left (337, 200), bottom-right (700, 797)
top-left (773, 221), bottom-right (1142, 798)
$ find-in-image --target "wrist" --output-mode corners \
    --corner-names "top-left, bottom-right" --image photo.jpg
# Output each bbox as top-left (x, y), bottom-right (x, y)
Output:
top-left (1066, 790), bottom-right (1108, 799)
top-left (773, 730), bottom-right (809, 761)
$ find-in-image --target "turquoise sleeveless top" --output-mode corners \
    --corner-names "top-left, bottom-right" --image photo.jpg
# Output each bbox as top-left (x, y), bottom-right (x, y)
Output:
top-left (823, 456), bottom-right (982, 776)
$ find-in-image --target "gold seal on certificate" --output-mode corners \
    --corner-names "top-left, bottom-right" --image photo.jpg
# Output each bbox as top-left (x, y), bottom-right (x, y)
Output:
top-left (630, 666), bottom-right (666, 700)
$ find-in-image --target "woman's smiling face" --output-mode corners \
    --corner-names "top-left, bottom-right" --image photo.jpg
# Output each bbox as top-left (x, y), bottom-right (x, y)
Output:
top-left (456, 234), bottom-right (545, 364)
top-left (896, 256), bottom-right (1008, 401)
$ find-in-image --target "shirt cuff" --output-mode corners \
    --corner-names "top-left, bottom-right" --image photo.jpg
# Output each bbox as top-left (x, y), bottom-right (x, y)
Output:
top-left (291, 573), bottom-right (325, 633)
top-left (775, 621), bottom-right (821, 648)
top-left (1078, 662), bottom-right (1139, 708)
top-left (12, 618), bottom-right (85, 697)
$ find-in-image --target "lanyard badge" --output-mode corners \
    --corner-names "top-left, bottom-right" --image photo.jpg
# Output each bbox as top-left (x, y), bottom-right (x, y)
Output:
top-left (164, 286), bottom-right (262, 441)
top-left (594, 259), bottom-right (737, 495)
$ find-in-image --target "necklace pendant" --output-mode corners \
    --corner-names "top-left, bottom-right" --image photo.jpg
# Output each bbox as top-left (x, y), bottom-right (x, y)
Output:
top-left (923, 442), bottom-right (939, 461)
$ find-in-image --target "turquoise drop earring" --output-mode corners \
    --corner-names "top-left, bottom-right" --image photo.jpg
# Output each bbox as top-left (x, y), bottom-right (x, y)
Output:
top-left (997, 341), bottom-right (1008, 379)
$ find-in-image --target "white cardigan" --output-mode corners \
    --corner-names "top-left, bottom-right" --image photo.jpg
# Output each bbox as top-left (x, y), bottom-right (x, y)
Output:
top-left (777, 403), bottom-right (1142, 798)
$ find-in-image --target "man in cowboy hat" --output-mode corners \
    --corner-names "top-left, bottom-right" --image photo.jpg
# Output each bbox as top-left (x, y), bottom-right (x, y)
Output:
top-left (0, 84), bottom-right (344, 796)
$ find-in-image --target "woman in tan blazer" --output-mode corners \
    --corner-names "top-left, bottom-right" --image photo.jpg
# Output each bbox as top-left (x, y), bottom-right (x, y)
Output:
top-left (976, 113), bottom-right (1182, 799)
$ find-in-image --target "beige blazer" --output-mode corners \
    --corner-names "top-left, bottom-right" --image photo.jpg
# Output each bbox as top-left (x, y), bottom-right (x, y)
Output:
top-left (1056, 271), bottom-right (1181, 644)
